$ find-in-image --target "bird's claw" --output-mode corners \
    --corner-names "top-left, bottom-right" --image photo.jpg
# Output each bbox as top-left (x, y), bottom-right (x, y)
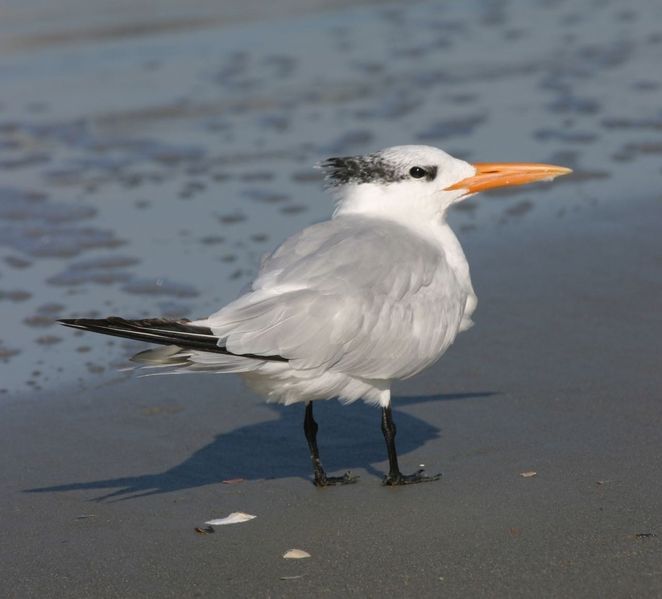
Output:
top-left (383, 469), bottom-right (442, 486)
top-left (314, 471), bottom-right (359, 487)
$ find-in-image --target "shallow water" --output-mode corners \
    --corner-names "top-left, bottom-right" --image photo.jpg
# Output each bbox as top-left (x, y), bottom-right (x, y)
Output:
top-left (1, 0), bottom-right (661, 395)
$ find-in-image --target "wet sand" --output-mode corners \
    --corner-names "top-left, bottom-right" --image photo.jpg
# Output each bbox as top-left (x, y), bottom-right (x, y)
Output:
top-left (2, 0), bottom-right (662, 596)
top-left (3, 191), bottom-right (662, 598)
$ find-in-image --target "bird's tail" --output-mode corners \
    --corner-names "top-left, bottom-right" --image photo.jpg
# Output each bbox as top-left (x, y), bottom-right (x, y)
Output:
top-left (58, 317), bottom-right (288, 368)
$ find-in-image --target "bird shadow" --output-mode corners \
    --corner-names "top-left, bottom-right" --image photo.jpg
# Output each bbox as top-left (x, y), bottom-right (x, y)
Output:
top-left (25, 392), bottom-right (496, 501)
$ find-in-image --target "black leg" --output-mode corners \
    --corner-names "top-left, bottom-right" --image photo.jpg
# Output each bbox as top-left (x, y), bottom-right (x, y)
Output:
top-left (381, 404), bottom-right (441, 486)
top-left (303, 402), bottom-right (357, 487)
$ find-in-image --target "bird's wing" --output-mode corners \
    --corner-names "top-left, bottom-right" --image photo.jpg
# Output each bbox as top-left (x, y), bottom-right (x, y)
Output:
top-left (200, 216), bottom-right (466, 379)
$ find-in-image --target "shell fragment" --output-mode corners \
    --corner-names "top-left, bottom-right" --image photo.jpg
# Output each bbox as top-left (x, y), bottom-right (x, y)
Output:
top-left (205, 512), bottom-right (256, 526)
top-left (283, 549), bottom-right (311, 559)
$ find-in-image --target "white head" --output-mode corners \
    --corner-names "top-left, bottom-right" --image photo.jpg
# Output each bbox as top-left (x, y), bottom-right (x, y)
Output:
top-left (321, 144), bottom-right (571, 225)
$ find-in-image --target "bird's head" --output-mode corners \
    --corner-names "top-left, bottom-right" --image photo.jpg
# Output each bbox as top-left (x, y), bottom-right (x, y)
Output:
top-left (321, 145), bottom-right (571, 224)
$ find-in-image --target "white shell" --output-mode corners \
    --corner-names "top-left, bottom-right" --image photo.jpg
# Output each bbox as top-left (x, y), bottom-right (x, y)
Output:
top-left (519, 471), bottom-right (537, 478)
top-left (283, 549), bottom-right (311, 559)
top-left (205, 512), bottom-right (256, 526)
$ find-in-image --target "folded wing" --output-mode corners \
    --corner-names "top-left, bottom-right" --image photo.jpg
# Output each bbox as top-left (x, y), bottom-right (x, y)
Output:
top-left (199, 216), bottom-right (467, 379)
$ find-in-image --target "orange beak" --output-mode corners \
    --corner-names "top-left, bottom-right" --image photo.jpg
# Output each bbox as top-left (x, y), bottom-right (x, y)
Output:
top-left (446, 162), bottom-right (572, 194)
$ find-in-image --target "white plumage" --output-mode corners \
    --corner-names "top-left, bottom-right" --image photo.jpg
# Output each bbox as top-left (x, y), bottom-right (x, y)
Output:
top-left (174, 145), bottom-right (477, 407)
top-left (60, 144), bottom-right (570, 485)
top-left (191, 213), bottom-right (474, 406)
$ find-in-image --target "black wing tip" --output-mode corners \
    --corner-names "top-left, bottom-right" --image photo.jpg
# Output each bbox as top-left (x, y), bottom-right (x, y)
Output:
top-left (57, 317), bottom-right (93, 328)
top-left (56, 316), bottom-right (290, 363)
top-left (57, 316), bottom-right (122, 328)
top-left (58, 316), bottom-right (191, 326)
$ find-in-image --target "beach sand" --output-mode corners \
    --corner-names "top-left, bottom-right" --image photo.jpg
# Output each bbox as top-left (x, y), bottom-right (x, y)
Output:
top-left (2, 0), bottom-right (662, 596)
top-left (3, 191), bottom-right (662, 597)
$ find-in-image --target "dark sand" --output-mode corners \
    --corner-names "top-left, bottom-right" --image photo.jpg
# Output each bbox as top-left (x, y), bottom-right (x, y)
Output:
top-left (3, 191), bottom-right (661, 598)
top-left (3, 0), bottom-right (662, 596)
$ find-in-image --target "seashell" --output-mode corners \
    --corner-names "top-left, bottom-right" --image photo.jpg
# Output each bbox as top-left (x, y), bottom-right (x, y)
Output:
top-left (205, 512), bottom-right (256, 526)
top-left (283, 549), bottom-right (311, 559)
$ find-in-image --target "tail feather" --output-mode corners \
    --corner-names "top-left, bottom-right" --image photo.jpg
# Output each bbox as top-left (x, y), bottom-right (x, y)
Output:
top-left (58, 317), bottom-right (288, 363)
top-left (131, 345), bottom-right (191, 366)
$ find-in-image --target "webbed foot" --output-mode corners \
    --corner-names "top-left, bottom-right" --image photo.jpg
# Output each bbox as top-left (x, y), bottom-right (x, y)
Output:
top-left (314, 471), bottom-right (359, 487)
top-left (383, 469), bottom-right (441, 486)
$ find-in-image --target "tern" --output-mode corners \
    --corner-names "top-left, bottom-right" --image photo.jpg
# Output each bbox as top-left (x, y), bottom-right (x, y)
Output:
top-left (59, 145), bottom-right (571, 486)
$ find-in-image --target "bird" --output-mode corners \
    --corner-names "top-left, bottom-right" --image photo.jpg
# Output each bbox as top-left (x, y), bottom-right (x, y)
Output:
top-left (59, 145), bottom-right (571, 486)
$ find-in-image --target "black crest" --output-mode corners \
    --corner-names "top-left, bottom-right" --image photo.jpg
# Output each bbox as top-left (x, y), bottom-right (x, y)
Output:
top-left (320, 154), bottom-right (406, 186)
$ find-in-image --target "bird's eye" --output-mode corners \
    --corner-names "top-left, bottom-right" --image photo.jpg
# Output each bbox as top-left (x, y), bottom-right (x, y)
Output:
top-left (409, 166), bottom-right (427, 179)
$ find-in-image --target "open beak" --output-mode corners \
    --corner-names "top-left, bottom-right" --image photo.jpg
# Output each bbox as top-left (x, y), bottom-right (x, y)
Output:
top-left (446, 162), bottom-right (573, 194)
